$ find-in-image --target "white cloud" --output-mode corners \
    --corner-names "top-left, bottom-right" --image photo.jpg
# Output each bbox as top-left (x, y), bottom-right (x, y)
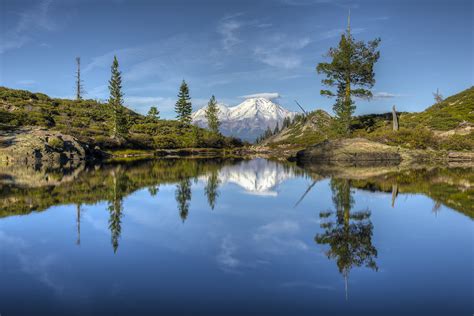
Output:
top-left (281, 0), bottom-right (359, 9)
top-left (16, 80), bottom-right (36, 86)
top-left (218, 19), bottom-right (242, 52)
top-left (253, 36), bottom-right (311, 69)
top-left (240, 92), bottom-right (280, 100)
top-left (83, 46), bottom-right (144, 73)
top-left (0, 0), bottom-right (56, 54)
top-left (254, 50), bottom-right (302, 69)
top-left (373, 92), bottom-right (404, 99)
top-left (125, 96), bottom-right (176, 114)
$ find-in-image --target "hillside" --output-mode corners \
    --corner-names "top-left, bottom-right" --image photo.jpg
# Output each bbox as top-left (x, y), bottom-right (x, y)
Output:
top-left (401, 86), bottom-right (474, 131)
top-left (262, 87), bottom-right (474, 151)
top-left (261, 109), bottom-right (333, 147)
top-left (0, 87), bottom-right (242, 151)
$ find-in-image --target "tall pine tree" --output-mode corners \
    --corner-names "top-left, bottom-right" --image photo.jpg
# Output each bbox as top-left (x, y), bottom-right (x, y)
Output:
top-left (316, 12), bottom-right (380, 135)
top-left (205, 95), bottom-right (220, 134)
top-left (108, 56), bottom-right (128, 138)
top-left (175, 80), bottom-right (192, 124)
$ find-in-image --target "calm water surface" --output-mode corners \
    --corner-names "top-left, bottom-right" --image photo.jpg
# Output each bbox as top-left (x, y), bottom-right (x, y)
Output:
top-left (0, 158), bottom-right (472, 315)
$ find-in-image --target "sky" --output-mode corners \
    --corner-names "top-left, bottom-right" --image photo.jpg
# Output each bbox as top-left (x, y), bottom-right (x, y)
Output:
top-left (0, 0), bottom-right (472, 118)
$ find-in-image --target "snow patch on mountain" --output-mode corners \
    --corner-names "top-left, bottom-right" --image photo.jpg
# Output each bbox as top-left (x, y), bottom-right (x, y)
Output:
top-left (192, 97), bottom-right (297, 141)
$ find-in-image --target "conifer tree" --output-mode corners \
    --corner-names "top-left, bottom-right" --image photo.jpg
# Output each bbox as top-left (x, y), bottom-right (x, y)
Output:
top-left (147, 106), bottom-right (160, 122)
top-left (205, 95), bottom-right (220, 134)
top-left (175, 80), bottom-right (192, 124)
top-left (108, 56), bottom-right (128, 138)
top-left (317, 12), bottom-right (380, 135)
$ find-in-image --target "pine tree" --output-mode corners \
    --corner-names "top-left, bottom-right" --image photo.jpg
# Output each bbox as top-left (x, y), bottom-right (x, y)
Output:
top-left (147, 106), bottom-right (160, 122)
top-left (205, 95), bottom-right (220, 134)
top-left (108, 56), bottom-right (128, 138)
top-left (317, 12), bottom-right (380, 135)
top-left (175, 80), bottom-right (192, 124)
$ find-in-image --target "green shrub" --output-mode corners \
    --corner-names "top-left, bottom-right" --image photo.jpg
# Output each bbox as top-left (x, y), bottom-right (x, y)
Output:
top-left (47, 137), bottom-right (64, 150)
top-left (439, 133), bottom-right (474, 151)
top-left (367, 127), bottom-right (438, 149)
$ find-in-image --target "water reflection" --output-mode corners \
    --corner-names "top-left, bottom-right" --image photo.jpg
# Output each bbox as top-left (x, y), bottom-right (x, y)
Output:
top-left (176, 178), bottom-right (192, 222)
top-left (316, 179), bottom-right (378, 299)
top-left (0, 158), bottom-right (472, 315)
top-left (0, 159), bottom-right (472, 255)
top-left (205, 170), bottom-right (220, 210)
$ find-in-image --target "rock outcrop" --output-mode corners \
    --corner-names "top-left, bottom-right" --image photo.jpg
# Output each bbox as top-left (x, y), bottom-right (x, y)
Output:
top-left (0, 127), bottom-right (101, 167)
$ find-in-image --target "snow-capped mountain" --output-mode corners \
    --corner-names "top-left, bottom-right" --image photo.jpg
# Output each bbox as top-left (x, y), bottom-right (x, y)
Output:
top-left (192, 97), bottom-right (297, 141)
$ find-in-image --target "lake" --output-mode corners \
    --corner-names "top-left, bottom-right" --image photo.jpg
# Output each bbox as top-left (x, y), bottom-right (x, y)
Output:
top-left (0, 158), bottom-right (472, 315)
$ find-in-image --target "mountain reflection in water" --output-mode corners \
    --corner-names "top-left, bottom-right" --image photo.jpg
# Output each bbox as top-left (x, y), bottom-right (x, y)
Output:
top-left (0, 158), bottom-right (472, 315)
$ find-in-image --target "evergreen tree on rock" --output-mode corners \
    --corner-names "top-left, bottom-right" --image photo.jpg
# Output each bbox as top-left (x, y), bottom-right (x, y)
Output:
top-left (317, 12), bottom-right (380, 135)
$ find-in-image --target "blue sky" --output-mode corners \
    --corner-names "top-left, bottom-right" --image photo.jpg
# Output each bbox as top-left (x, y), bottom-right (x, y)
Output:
top-left (0, 0), bottom-right (472, 118)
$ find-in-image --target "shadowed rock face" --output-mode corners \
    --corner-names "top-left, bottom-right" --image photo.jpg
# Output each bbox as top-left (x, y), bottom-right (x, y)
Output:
top-left (0, 127), bottom-right (104, 167)
top-left (296, 138), bottom-right (401, 163)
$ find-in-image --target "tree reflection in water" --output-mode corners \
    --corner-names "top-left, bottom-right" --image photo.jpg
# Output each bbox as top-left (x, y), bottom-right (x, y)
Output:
top-left (107, 169), bottom-right (127, 253)
top-left (176, 178), bottom-right (192, 222)
top-left (205, 171), bottom-right (220, 210)
top-left (315, 178), bottom-right (378, 300)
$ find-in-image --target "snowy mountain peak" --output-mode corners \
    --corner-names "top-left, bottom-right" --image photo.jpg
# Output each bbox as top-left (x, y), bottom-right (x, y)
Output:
top-left (192, 97), bottom-right (297, 141)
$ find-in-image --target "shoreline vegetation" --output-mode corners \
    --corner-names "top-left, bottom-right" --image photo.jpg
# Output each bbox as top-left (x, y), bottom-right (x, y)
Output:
top-left (0, 85), bottom-right (472, 168)
top-left (0, 20), bottom-right (472, 167)
top-left (1, 158), bottom-right (472, 220)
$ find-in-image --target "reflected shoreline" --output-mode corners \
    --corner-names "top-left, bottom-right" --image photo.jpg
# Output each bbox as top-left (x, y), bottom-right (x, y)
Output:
top-left (1, 158), bottom-right (472, 219)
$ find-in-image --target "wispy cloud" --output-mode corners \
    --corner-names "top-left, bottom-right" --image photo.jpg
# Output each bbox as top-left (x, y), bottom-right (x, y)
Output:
top-left (125, 96), bottom-right (176, 114)
top-left (253, 35), bottom-right (311, 69)
top-left (218, 17), bottom-right (243, 52)
top-left (240, 92), bottom-right (280, 100)
top-left (373, 92), bottom-right (405, 99)
top-left (16, 79), bottom-right (37, 86)
top-left (370, 16), bottom-right (390, 21)
top-left (83, 46), bottom-right (144, 74)
top-left (0, 0), bottom-right (56, 54)
top-left (280, 0), bottom-right (359, 9)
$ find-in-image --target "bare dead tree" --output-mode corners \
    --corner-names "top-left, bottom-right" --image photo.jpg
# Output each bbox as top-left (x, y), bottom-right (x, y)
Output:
top-left (75, 57), bottom-right (85, 100)
top-left (392, 105), bottom-right (399, 131)
top-left (433, 88), bottom-right (443, 104)
top-left (294, 100), bottom-right (308, 116)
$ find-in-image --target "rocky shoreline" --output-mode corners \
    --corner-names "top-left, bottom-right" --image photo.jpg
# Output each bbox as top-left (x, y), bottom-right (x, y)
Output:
top-left (0, 127), bottom-right (105, 167)
top-left (1, 128), bottom-right (473, 168)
